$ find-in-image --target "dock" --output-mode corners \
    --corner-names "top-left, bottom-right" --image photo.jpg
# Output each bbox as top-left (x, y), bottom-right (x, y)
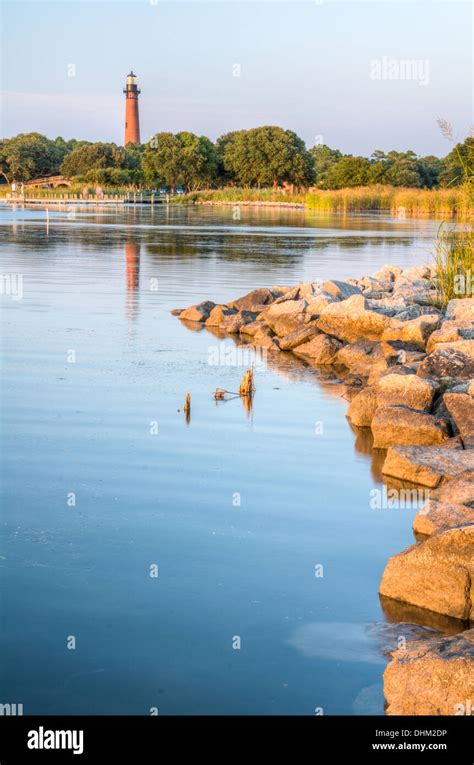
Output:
top-left (3, 191), bottom-right (172, 206)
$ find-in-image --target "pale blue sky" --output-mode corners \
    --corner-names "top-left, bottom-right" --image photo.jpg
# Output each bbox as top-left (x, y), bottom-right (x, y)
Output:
top-left (1, 0), bottom-right (472, 156)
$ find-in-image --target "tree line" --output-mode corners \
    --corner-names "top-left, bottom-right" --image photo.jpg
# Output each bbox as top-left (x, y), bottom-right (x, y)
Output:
top-left (0, 127), bottom-right (471, 191)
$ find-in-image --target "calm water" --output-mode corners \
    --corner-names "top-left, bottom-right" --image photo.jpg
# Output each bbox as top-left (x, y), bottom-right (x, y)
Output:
top-left (0, 204), bottom-right (444, 715)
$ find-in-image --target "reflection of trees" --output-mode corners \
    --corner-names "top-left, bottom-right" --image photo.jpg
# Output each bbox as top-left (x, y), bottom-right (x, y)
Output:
top-left (4, 207), bottom-right (425, 264)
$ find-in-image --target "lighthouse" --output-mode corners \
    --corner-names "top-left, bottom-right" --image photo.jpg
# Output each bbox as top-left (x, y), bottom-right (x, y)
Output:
top-left (124, 71), bottom-right (141, 145)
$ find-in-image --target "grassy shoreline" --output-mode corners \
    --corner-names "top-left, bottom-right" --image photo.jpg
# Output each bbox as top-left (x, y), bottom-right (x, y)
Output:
top-left (174, 184), bottom-right (473, 218)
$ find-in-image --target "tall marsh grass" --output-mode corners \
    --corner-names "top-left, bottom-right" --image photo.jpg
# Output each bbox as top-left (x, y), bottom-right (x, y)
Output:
top-left (433, 224), bottom-right (473, 307)
top-left (174, 184), bottom-right (472, 218)
top-left (305, 185), bottom-right (472, 219)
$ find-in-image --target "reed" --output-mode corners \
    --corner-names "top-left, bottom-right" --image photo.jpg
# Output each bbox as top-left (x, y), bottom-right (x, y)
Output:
top-left (305, 185), bottom-right (472, 219)
top-left (174, 184), bottom-right (472, 218)
top-left (432, 224), bottom-right (474, 307)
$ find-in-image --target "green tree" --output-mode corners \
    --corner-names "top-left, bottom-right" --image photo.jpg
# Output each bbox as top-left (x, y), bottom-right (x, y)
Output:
top-left (325, 155), bottom-right (371, 188)
top-left (220, 126), bottom-right (314, 188)
top-left (418, 155), bottom-right (444, 188)
top-left (309, 145), bottom-right (342, 188)
top-left (61, 142), bottom-right (126, 178)
top-left (143, 132), bottom-right (217, 191)
top-left (439, 136), bottom-right (474, 187)
top-left (0, 132), bottom-right (66, 183)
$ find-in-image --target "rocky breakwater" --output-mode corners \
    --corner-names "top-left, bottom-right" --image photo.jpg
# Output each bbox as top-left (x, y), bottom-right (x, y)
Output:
top-left (173, 263), bottom-right (474, 714)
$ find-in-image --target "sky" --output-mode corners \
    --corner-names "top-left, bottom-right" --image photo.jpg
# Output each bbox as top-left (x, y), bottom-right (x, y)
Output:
top-left (1, 0), bottom-right (472, 157)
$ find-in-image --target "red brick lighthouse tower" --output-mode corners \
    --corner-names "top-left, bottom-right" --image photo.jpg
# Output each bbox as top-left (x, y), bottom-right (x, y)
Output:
top-left (124, 71), bottom-right (141, 145)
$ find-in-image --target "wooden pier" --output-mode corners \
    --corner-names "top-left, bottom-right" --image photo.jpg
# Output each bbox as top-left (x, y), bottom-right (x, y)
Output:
top-left (3, 191), bottom-right (171, 206)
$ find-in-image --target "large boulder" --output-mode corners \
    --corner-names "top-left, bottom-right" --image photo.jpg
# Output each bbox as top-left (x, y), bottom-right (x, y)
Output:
top-left (435, 339), bottom-right (474, 357)
top-left (220, 310), bottom-right (259, 334)
top-left (240, 320), bottom-right (267, 337)
top-left (446, 297), bottom-right (474, 322)
top-left (382, 445), bottom-right (474, 487)
top-left (317, 295), bottom-right (394, 343)
top-left (205, 304), bottom-right (237, 327)
top-left (322, 279), bottom-right (362, 300)
top-left (372, 264), bottom-right (402, 282)
top-left (335, 340), bottom-right (385, 376)
top-left (416, 348), bottom-right (474, 381)
top-left (379, 524), bottom-right (474, 620)
top-left (304, 291), bottom-right (339, 319)
top-left (444, 393), bottom-right (474, 448)
top-left (357, 275), bottom-right (393, 295)
top-left (384, 630), bottom-right (474, 715)
top-left (392, 304), bottom-right (440, 322)
top-left (179, 300), bottom-right (216, 323)
top-left (376, 372), bottom-right (438, 411)
top-left (346, 386), bottom-right (378, 427)
top-left (264, 299), bottom-right (308, 336)
top-left (413, 478), bottom-right (474, 535)
top-left (292, 334), bottom-right (342, 364)
top-left (371, 406), bottom-right (450, 448)
top-left (381, 314), bottom-right (440, 350)
top-left (278, 325), bottom-right (320, 351)
top-left (426, 321), bottom-right (474, 354)
top-left (229, 287), bottom-right (278, 312)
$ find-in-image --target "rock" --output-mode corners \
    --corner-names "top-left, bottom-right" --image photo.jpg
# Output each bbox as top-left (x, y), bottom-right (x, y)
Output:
top-left (170, 308), bottom-right (184, 316)
top-left (371, 406), bottom-right (450, 448)
top-left (205, 304), bottom-right (237, 327)
top-left (372, 264), bottom-right (402, 281)
top-left (240, 320), bottom-right (266, 337)
top-left (392, 304), bottom-right (440, 322)
top-left (358, 275), bottom-right (393, 294)
top-left (304, 291), bottom-right (339, 319)
top-left (252, 333), bottom-right (281, 352)
top-left (382, 314), bottom-right (440, 350)
top-left (380, 340), bottom-right (427, 365)
top-left (424, 477), bottom-right (474, 506)
top-left (229, 287), bottom-right (277, 312)
top-left (264, 299), bottom-right (308, 336)
top-left (384, 629), bottom-right (474, 715)
top-left (179, 300), bottom-right (216, 322)
top-left (322, 279), bottom-right (362, 300)
top-left (335, 340), bottom-right (385, 376)
top-left (442, 435), bottom-right (466, 449)
top-left (346, 386), bottom-right (378, 427)
top-left (382, 445), bottom-right (474, 487)
top-left (278, 325), bottom-right (320, 351)
top-left (376, 373), bottom-right (438, 411)
top-left (298, 282), bottom-right (321, 300)
top-left (317, 295), bottom-right (394, 343)
top-left (417, 348), bottom-right (474, 381)
top-left (469, 381), bottom-right (474, 397)
top-left (446, 298), bottom-right (474, 322)
top-left (444, 393), bottom-right (474, 448)
top-left (292, 334), bottom-right (342, 364)
top-left (413, 498), bottom-right (474, 536)
top-left (379, 525), bottom-right (474, 620)
top-left (220, 310), bottom-right (259, 334)
top-left (426, 321), bottom-right (474, 354)
top-left (435, 339), bottom-right (474, 358)
top-left (402, 265), bottom-right (433, 281)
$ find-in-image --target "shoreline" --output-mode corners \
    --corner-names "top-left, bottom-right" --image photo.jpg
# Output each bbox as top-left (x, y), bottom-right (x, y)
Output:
top-left (172, 264), bottom-right (474, 715)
